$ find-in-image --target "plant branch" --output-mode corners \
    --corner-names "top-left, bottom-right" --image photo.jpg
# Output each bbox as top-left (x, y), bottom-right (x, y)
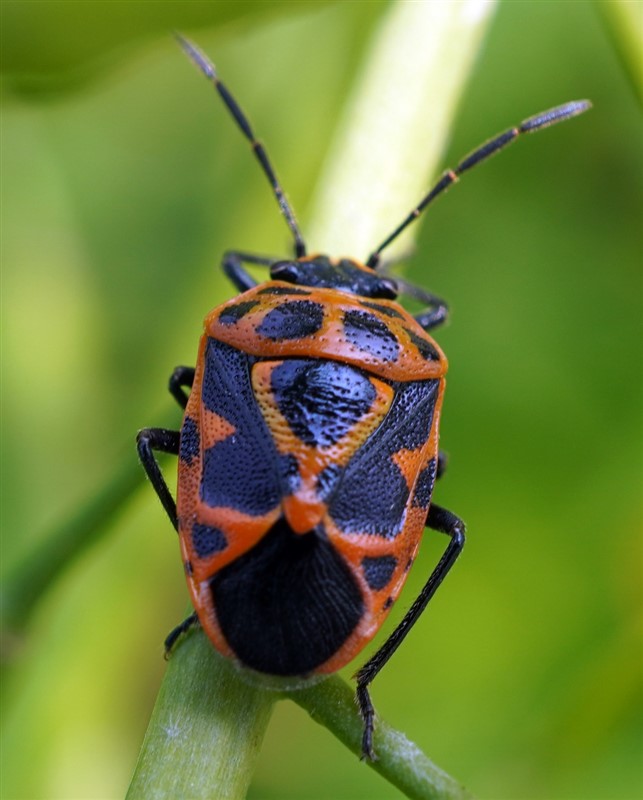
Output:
top-left (291, 676), bottom-right (475, 800)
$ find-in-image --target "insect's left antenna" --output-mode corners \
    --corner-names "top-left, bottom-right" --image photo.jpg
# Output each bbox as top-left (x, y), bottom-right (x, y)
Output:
top-left (176, 33), bottom-right (307, 258)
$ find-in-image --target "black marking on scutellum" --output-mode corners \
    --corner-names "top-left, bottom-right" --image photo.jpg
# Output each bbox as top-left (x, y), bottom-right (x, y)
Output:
top-left (211, 518), bottom-right (364, 674)
top-left (256, 300), bottom-right (325, 341)
top-left (270, 360), bottom-right (376, 448)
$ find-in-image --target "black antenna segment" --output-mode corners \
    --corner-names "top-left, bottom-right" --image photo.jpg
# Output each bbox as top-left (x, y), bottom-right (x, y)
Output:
top-left (176, 34), bottom-right (307, 258)
top-left (366, 100), bottom-right (592, 269)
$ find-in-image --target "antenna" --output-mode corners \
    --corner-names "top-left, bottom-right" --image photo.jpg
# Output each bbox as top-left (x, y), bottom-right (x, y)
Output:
top-left (366, 100), bottom-right (592, 269)
top-left (176, 34), bottom-right (307, 258)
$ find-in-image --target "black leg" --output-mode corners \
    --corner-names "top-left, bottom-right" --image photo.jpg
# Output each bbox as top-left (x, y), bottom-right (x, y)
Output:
top-left (436, 450), bottom-right (448, 480)
top-left (389, 274), bottom-right (449, 331)
top-left (164, 612), bottom-right (200, 657)
top-left (136, 428), bottom-right (180, 531)
top-left (355, 503), bottom-right (465, 760)
top-left (169, 366), bottom-right (195, 409)
top-left (414, 299), bottom-right (448, 332)
top-left (221, 250), bottom-right (277, 292)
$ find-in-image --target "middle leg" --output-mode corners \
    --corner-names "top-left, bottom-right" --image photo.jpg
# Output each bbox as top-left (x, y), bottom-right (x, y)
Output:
top-left (354, 503), bottom-right (465, 759)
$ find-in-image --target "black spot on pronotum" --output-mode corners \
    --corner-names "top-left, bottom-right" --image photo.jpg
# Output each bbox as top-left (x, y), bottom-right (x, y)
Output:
top-left (362, 556), bottom-right (397, 590)
top-left (179, 417), bottom-right (200, 465)
top-left (342, 309), bottom-right (399, 361)
top-left (218, 300), bottom-right (260, 325)
top-left (192, 523), bottom-right (228, 558)
top-left (256, 301), bottom-right (324, 341)
top-left (404, 328), bottom-right (441, 361)
top-left (383, 596), bottom-right (394, 610)
top-left (359, 300), bottom-right (405, 319)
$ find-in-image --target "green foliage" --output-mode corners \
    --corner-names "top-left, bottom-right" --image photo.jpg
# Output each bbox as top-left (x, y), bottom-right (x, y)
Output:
top-left (2, 2), bottom-right (641, 799)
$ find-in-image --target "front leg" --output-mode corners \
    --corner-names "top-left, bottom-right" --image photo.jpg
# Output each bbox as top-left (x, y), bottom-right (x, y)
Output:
top-left (169, 366), bottom-right (195, 409)
top-left (136, 428), bottom-right (180, 531)
top-left (355, 503), bottom-right (465, 759)
top-left (222, 250), bottom-right (278, 292)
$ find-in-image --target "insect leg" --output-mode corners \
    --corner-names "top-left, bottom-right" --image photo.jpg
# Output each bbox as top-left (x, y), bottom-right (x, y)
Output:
top-left (355, 503), bottom-right (465, 760)
top-left (136, 428), bottom-right (180, 531)
top-left (436, 450), bottom-right (448, 479)
top-left (414, 299), bottom-right (448, 331)
top-left (164, 611), bottom-right (201, 657)
top-left (221, 249), bottom-right (276, 291)
top-left (392, 275), bottom-right (449, 331)
top-left (169, 366), bottom-right (195, 409)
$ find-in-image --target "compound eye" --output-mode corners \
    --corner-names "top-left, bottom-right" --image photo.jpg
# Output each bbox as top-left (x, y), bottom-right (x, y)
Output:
top-left (270, 261), bottom-right (299, 283)
top-left (377, 278), bottom-right (398, 299)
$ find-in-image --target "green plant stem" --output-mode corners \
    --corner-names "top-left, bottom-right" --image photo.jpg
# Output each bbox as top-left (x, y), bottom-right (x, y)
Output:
top-left (597, 0), bottom-right (643, 105)
top-left (308, 0), bottom-right (496, 258)
top-left (291, 676), bottom-right (474, 800)
top-left (127, 632), bottom-right (275, 800)
top-left (129, 630), bottom-right (474, 800)
top-left (130, 3), bottom-right (494, 797)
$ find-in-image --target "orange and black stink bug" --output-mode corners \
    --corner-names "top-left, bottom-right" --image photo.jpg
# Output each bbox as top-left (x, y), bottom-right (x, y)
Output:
top-left (137, 36), bottom-right (591, 759)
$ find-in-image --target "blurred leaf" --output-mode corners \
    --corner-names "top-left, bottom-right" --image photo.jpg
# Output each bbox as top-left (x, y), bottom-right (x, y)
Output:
top-left (2, 1), bottom-right (641, 798)
top-left (597, 0), bottom-right (643, 104)
top-left (0, 0), bottom-right (334, 93)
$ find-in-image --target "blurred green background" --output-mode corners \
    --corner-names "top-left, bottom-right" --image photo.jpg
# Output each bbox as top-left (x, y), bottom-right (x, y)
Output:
top-left (1, 2), bottom-right (641, 798)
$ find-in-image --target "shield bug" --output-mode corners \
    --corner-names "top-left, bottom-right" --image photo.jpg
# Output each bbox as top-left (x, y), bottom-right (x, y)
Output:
top-left (137, 35), bottom-right (591, 759)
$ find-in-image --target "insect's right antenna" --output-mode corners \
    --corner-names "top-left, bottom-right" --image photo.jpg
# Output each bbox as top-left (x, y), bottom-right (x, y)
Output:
top-left (176, 34), bottom-right (307, 258)
top-left (366, 99), bottom-right (592, 269)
